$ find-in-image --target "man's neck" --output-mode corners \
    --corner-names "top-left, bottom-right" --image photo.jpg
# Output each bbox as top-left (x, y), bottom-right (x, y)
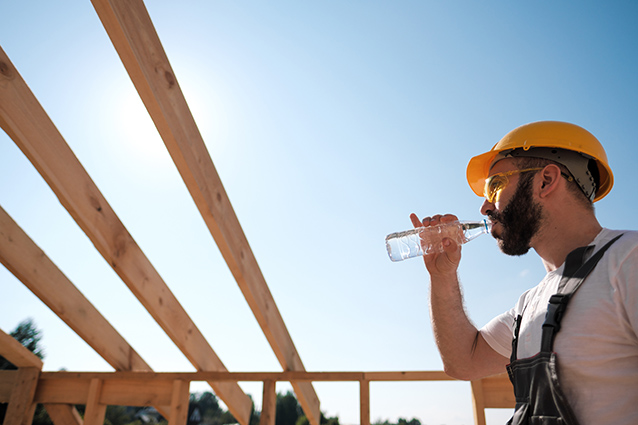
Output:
top-left (533, 213), bottom-right (603, 272)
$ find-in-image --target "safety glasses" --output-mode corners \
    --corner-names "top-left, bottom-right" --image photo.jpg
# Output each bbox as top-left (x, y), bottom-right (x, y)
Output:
top-left (483, 168), bottom-right (543, 204)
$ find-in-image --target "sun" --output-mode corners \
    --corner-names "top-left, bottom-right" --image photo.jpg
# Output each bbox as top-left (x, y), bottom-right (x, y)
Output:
top-left (114, 88), bottom-right (168, 164)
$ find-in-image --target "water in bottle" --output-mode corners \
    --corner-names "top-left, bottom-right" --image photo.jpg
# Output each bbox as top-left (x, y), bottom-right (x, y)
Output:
top-left (385, 220), bottom-right (492, 262)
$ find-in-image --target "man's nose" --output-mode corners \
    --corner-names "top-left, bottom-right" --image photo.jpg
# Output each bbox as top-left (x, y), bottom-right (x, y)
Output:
top-left (480, 198), bottom-right (494, 216)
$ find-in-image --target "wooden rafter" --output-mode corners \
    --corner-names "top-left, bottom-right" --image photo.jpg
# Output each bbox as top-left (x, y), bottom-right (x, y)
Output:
top-left (0, 45), bottom-right (252, 425)
top-left (88, 0), bottom-right (321, 423)
top-left (0, 205), bottom-right (171, 417)
top-left (0, 327), bottom-right (43, 370)
top-left (43, 404), bottom-right (84, 425)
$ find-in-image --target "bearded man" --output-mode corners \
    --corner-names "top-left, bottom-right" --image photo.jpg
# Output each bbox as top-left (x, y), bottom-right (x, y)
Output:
top-left (411, 121), bottom-right (638, 425)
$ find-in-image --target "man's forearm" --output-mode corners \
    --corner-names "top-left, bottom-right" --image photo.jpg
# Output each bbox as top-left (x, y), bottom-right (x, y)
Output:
top-left (429, 272), bottom-right (485, 379)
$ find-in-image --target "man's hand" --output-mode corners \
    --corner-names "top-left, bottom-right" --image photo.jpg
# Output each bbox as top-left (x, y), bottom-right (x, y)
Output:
top-left (409, 213), bottom-right (462, 277)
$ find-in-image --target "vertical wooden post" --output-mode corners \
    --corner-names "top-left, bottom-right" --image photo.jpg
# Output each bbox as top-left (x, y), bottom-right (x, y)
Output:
top-left (4, 367), bottom-right (40, 425)
top-left (470, 379), bottom-right (487, 425)
top-left (260, 380), bottom-right (277, 425)
top-left (84, 379), bottom-right (107, 425)
top-left (359, 380), bottom-right (370, 425)
top-left (169, 380), bottom-right (190, 425)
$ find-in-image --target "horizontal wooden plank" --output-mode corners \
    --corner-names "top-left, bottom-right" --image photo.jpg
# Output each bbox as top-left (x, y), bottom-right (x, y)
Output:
top-left (34, 377), bottom-right (174, 406)
top-left (39, 370), bottom-right (457, 382)
top-left (363, 371), bottom-right (455, 381)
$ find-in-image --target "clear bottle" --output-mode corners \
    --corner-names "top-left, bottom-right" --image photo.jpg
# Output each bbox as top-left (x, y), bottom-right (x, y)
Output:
top-left (385, 220), bottom-right (492, 262)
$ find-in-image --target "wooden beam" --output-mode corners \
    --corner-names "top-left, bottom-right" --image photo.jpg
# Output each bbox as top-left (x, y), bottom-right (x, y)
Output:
top-left (4, 367), bottom-right (40, 425)
top-left (0, 44), bottom-right (251, 425)
top-left (88, 1), bottom-right (320, 423)
top-left (0, 370), bottom-right (18, 403)
top-left (0, 206), bottom-right (170, 417)
top-left (259, 380), bottom-right (276, 425)
top-left (359, 380), bottom-right (370, 425)
top-left (34, 376), bottom-right (175, 406)
top-left (44, 404), bottom-right (84, 425)
top-left (479, 373), bottom-right (514, 409)
top-left (168, 380), bottom-right (190, 425)
top-left (0, 206), bottom-right (147, 372)
top-left (470, 380), bottom-right (486, 425)
top-left (0, 328), bottom-right (43, 369)
top-left (36, 370), bottom-right (456, 382)
top-left (84, 379), bottom-right (107, 425)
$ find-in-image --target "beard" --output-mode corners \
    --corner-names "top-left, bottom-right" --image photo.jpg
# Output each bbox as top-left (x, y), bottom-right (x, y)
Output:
top-left (489, 173), bottom-right (543, 256)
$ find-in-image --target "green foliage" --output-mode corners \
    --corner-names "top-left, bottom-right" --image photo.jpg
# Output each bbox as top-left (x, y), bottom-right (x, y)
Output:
top-left (373, 417), bottom-right (421, 425)
top-left (296, 411), bottom-right (340, 425)
top-left (189, 391), bottom-right (237, 425)
top-left (276, 391), bottom-right (302, 425)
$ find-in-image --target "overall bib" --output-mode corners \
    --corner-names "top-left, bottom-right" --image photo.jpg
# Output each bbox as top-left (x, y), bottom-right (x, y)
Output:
top-left (506, 235), bottom-right (622, 425)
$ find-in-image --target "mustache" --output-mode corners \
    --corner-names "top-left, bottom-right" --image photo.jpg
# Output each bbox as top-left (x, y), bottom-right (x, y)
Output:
top-left (487, 210), bottom-right (502, 223)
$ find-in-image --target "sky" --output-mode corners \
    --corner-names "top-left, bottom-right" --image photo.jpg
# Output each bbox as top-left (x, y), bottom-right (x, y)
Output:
top-left (1, 1), bottom-right (637, 424)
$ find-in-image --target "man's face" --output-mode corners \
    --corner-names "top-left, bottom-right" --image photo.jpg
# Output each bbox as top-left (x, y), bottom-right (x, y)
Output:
top-left (481, 161), bottom-right (544, 256)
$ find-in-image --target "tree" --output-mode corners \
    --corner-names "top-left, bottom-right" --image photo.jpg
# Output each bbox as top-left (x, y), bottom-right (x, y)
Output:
top-left (275, 391), bottom-right (302, 425)
top-left (296, 411), bottom-right (340, 425)
top-left (373, 418), bottom-right (421, 425)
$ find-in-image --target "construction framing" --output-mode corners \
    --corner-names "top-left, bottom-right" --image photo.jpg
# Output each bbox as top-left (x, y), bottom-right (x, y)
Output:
top-left (0, 1), bottom-right (514, 425)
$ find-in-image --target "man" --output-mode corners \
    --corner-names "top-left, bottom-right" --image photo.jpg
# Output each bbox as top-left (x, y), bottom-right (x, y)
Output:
top-left (411, 121), bottom-right (638, 425)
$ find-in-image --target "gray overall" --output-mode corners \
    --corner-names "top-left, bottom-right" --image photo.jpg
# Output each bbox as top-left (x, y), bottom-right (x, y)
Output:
top-left (506, 235), bottom-right (623, 425)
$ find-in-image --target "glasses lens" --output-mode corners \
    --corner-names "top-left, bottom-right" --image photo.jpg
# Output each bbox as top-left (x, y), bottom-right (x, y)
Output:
top-left (485, 175), bottom-right (508, 203)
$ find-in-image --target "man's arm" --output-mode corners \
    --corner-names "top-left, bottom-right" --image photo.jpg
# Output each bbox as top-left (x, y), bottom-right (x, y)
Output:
top-left (411, 213), bottom-right (509, 380)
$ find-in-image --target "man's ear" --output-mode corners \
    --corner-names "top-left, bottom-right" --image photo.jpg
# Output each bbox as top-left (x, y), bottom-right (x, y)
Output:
top-left (538, 164), bottom-right (562, 198)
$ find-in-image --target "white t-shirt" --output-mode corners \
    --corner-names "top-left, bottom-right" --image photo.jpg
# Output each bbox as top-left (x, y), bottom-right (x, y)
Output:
top-left (481, 228), bottom-right (638, 425)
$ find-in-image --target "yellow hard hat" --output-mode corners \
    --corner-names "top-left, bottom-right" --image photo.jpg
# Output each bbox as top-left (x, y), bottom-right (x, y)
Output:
top-left (466, 121), bottom-right (613, 202)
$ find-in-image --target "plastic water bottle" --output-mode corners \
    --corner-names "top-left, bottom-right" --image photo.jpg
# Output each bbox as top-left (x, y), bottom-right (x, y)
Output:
top-left (385, 220), bottom-right (492, 262)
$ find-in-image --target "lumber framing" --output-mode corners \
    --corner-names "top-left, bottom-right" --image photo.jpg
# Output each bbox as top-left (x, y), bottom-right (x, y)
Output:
top-left (0, 44), bottom-right (251, 425)
top-left (3, 367), bottom-right (39, 425)
top-left (0, 328), bottom-right (42, 425)
top-left (88, 0), bottom-right (321, 423)
top-left (0, 369), bottom-right (513, 425)
top-left (43, 404), bottom-right (84, 425)
top-left (259, 380), bottom-right (277, 425)
top-left (0, 205), bottom-right (171, 416)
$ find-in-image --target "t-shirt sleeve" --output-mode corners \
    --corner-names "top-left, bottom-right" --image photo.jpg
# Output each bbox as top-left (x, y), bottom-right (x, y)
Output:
top-left (480, 308), bottom-right (516, 358)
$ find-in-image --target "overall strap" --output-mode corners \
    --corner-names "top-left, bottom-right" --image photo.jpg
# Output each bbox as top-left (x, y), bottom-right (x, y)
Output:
top-left (510, 314), bottom-right (523, 363)
top-left (540, 234), bottom-right (624, 353)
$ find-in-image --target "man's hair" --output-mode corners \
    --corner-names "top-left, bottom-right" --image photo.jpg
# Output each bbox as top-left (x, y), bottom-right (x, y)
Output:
top-left (513, 156), bottom-right (595, 212)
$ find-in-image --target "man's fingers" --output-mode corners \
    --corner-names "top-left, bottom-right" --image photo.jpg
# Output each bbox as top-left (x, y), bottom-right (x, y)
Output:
top-left (411, 213), bottom-right (459, 229)
top-left (410, 213), bottom-right (422, 228)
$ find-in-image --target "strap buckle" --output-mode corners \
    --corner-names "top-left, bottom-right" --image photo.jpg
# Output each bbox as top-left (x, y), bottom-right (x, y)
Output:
top-left (542, 294), bottom-right (571, 333)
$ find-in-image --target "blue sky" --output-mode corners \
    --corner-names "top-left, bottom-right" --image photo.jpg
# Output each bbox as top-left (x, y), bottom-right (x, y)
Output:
top-left (1, 2), bottom-right (637, 424)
